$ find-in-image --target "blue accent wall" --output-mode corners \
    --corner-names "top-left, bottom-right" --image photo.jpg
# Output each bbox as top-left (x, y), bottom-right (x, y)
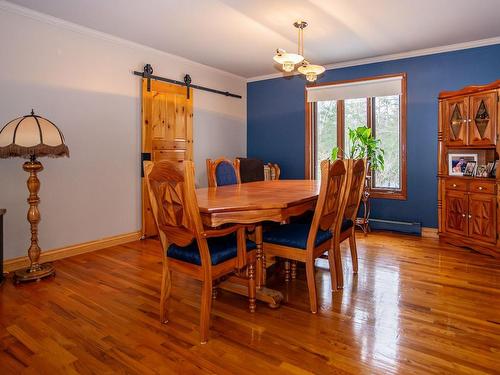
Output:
top-left (247, 44), bottom-right (500, 228)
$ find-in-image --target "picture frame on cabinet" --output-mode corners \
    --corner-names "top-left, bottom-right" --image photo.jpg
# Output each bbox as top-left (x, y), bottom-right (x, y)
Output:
top-left (475, 165), bottom-right (488, 178)
top-left (463, 161), bottom-right (477, 177)
top-left (448, 153), bottom-right (478, 176)
top-left (491, 160), bottom-right (497, 178)
top-left (486, 161), bottom-right (495, 177)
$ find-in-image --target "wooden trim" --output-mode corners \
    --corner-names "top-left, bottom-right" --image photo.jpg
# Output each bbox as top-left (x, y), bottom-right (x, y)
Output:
top-left (3, 231), bottom-right (142, 272)
top-left (337, 100), bottom-right (345, 157)
top-left (421, 227), bottom-right (439, 238)
top-left (305, 86), bottom-right (314, 180)
top-left (370, 73), bottom-right (407, 200)
top-left (439, 80), bottom-right (500, 99)
top-left (366, 97), bottom-right (373, 129)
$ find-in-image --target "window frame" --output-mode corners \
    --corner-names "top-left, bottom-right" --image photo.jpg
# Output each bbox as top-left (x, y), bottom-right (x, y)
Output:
top-left (305, 72), bottom-right (407, 200)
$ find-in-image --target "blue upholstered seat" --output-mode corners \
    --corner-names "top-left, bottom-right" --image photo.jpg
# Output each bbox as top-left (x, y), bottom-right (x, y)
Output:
top-left (263, 219), bottom-right (354, 250)
top-left (291, 212), bottom-right (354, 232)
top-left (263, 222), bottom-right (333, 249)
top-left (167, 234), bottom-right (256, 265)
top-left (215, 161), bottom-right (237, 186)
top-left (341, 218), bottom-right (354, 232)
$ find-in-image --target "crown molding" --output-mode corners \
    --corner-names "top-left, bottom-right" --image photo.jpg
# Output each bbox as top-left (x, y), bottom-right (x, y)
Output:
top-left (247, 36), bottom-right (500, 83)
top-left (0, 0), bottom-right (246, 82)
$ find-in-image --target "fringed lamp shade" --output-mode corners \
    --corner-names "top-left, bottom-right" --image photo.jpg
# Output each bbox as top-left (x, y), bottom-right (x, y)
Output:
top-left (0, 110), bottom-right (69, 159)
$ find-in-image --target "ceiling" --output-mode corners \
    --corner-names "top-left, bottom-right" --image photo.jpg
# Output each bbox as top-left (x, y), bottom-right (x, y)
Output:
top-left (7, 0), bottom-right (500, 78)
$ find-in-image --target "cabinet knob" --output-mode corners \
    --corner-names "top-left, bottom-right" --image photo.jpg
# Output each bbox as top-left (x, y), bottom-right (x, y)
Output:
top-left (462, 214), bottom-right (466, 217)
top-left (478, 186), bottom-right (483, 190)
top-left (452, 183), bottom-right (457, 187)
top-left (468, 214), bottom-right (472, 219)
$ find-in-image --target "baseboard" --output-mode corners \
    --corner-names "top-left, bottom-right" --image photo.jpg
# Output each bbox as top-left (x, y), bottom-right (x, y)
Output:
top-left (421, 227), bottom-right (439, 238)
top-left (3, 231), bottom-right (142, 272)
top-left (369, 219), bottom-right (422, 235)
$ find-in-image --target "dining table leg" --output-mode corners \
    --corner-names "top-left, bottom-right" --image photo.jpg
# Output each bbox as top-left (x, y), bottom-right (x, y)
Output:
top-left (217, 223), bottom-right (283, 309)
top-left (255, 224), bottom-right (264, 289)
top-left (219, 275), bottom-right (283, 309)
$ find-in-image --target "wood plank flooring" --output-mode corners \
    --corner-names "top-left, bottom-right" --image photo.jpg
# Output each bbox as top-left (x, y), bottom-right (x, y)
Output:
top-left (0, 232), bottom-right (499, 374)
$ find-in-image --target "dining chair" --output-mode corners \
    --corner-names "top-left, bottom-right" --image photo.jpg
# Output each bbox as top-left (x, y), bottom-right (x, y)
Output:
top-left (266, 163), bottom-right (281, 180)
top-left (333, 158), bottom-right (367, 289)
top-left (262, 159), bottom-right (350, 313)
top-left (144, 160), bottom-right (257, 344)
top-left (237, 157), bottom-right (265, 183)
top-left (206, 157), bottom-right (241, 187)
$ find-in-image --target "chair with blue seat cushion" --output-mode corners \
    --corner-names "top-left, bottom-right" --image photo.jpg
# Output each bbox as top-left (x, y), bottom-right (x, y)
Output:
top-left (168, 234), bottom-right (257, 265)
top-left (263, 222), bottom-right (332, 250)
top-left (206, 158), bottom-right (240, 187)
top-left (334, 159), bottom-right (367, 289)
top-left (144, 160), bottom-right (256, 344)
top-left (262, 159), bottom-right (350, 313)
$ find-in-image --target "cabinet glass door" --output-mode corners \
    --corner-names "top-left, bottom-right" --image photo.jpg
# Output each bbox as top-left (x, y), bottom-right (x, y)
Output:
top-left (443, 97), bottom-right (468, 147)
top-left (468, 91), bottom-right (497, 146)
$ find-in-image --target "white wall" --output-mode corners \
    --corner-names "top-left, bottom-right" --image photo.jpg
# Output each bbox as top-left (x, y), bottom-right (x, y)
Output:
top-left (0, 4), bottom-right (247, 260)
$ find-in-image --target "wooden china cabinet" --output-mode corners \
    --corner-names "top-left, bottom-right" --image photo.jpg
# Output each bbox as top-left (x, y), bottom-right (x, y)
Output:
top-left (438, 80), bottom-right (500, 257)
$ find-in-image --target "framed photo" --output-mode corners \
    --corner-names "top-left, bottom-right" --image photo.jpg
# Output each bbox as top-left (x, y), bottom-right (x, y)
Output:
top-left (448, 153), bottom-right (478, 176)
top-left (475, 164), bottom-right (488, 178)
top-left (486, 161), bottom-right (495, 177)
top-left (463, 161), bottom-right (476, 176)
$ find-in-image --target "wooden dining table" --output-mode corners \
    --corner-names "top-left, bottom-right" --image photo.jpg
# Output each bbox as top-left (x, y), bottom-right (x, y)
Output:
top-left (196, 180), bottom-right (320, 307)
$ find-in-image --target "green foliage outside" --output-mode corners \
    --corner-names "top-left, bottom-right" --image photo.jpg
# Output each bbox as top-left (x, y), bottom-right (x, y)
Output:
top-left (316, 96), bottom-right (400, 188)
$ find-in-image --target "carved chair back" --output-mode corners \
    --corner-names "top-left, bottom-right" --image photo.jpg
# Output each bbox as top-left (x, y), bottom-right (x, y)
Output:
top-left (306, 159), bottom-right (349, 249)
top-left (343, 159), bottom-right (367, 223)
top-left (144, 160), bottom-right (205, 253)
top-left (206, 158), bottom-right (241, 187)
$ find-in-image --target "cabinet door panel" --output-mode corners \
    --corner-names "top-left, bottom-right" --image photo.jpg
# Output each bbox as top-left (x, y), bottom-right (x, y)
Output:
top-left (468, 91), bottom-right (497, 146)
top-left (468, 193), bottom-right (496, 243)
top-left (443, 97), bottom-right (468, 146)
top-left (444, 191), bottom-right (468, 236)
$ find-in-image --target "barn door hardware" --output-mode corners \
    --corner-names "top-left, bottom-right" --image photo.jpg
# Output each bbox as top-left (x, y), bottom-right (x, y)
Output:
top-left (133, 64), bottom-right (242, 99)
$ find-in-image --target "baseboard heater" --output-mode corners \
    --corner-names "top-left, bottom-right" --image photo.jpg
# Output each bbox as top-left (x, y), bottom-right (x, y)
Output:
top-left (368, 219), bottom-right (422, 236)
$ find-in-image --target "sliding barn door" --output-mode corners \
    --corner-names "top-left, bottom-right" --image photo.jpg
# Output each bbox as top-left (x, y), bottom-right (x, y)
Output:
top-left (141, 79), bottom-right (193, 238)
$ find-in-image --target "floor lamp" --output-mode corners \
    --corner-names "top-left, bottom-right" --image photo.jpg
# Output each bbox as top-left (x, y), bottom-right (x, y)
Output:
top-left (0, 110), bottom-right (69, 283)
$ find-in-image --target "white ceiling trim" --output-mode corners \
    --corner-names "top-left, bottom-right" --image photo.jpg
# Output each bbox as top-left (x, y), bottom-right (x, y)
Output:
top-left (247, 36), bottom-right (500, 83)
top-left (0, 0), bottom-right (247, 81)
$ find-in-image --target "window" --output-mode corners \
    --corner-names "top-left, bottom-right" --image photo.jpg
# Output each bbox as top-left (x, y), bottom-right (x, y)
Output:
top-left (306, 73), bottom-right (407, 199)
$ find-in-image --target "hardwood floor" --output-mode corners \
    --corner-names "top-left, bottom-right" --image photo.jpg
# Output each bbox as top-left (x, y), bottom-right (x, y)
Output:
top-left (1, 232), bottom-right (499, 374)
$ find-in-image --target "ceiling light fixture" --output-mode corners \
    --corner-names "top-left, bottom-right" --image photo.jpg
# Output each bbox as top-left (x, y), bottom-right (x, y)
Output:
top-left (273, 21), bottom-right (325, 82)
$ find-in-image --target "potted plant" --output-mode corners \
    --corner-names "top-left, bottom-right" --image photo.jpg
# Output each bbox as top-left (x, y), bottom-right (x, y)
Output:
top-left (331, 126), bottom-right (385, 234)
top-left (331, 126), bottom-right (384, 169)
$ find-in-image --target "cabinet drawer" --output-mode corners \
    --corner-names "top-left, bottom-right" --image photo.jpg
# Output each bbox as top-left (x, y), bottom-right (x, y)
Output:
top-left (445, 179), bottom-right (467, 191)
top-left (470, 180), bottom-right (496, 194)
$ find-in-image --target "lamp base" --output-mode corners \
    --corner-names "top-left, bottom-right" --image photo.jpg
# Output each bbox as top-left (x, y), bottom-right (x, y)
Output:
top-left (14, 263), bottom-right (55, 284)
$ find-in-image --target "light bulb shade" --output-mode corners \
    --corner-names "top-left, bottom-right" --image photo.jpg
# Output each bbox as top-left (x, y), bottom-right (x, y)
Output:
top-left (282, 62), bottom-right (295, 72)
top-left (298, 63), bottom-right (326, 76)
top-left (273, 50), bottom-right (304, 67)
top-left (0, 111), bottom-right (69, 159)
